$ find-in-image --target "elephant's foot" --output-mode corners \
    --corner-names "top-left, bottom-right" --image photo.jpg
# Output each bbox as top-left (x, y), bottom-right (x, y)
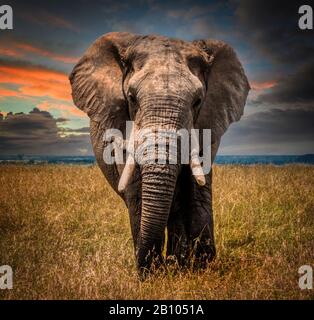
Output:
top-left (137, 247), bottom-right (165, 281)
top-left (136, 231), bottom-right (166, 280)
top-left (188, 206), bottom-right (216, 269)
top-left (190, 230), bottom-right (216, 269)
top-left (166, 228), bottom-right (189, 267)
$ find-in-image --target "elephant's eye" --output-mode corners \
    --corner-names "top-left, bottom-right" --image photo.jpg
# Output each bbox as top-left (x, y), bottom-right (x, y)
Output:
top-left (192, 98), bottom-right (202, 109)
top-left (128, 92), bottom-right (137, 105)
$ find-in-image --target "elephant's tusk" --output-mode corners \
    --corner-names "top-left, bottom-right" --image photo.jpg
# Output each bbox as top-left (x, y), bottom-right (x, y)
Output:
top-left (190, 128), bottom-right (206, 187)
top-left (190, 155), bottom-right (206, 186)
top-left (118, 155), bottom-right (136, 193)
top-left (118, 125), bottom-right (136, 193)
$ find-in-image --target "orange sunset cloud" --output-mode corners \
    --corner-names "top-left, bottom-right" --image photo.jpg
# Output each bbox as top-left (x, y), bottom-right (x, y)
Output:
top-left (251, 80), bottom-right (277, 91)
top-left (14, 43), bottom-right (79, 64)
top-left (0, 65), bottom-right (72, 101)
top-left (0, 87), bottom-right (21, 98)
top-left (0, 47), bottom-right (23, 58)
top-left (38, 101), bottom-right (85, 118)
top-left (0, 42), bottom-right (78, 64)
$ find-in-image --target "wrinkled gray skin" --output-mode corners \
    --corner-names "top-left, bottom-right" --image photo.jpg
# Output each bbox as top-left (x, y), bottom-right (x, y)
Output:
top-left (70, 32), bottom-right (250, 277)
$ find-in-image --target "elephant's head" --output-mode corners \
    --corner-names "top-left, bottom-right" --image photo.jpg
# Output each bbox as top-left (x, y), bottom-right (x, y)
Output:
top-left (70, 32), bottom-right (249, 275)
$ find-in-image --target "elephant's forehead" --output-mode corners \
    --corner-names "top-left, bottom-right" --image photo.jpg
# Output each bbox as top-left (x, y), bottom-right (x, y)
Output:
top-left (132, 36), bottom-right (201, 60)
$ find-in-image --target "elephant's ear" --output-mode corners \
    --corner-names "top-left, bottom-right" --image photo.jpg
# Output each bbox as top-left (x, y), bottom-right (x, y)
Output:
top-left (69, 32), bottom-right (139, 127)
top-left (193, 39), bottom-right (250, 143)
top-left (69, 32), bottom-right (140, 195)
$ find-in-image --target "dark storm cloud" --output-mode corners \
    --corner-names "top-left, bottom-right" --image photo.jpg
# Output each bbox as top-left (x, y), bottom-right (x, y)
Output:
top-left (0, 57), bottom-right (69, 76)
top-left (234, 0), bottom-right (314, 105)
top-left (234, 0), bottom-right (314, 63)
top-left (0, 108), bottom-right (92, 155)
top-left (220, 107), bottom-right (314, 154)
top-left (233, 0), bottom-right (314, 153)
top-left (2, 108), bottom-right (58, 137)
top-left (257, 60), bottom-right (314, 105)
top-left (61, 127), bottom-right (90, 133)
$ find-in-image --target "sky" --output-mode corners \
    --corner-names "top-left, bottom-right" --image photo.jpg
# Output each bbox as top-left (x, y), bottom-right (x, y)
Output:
top-left (0, 0), bottom-right (313, 155)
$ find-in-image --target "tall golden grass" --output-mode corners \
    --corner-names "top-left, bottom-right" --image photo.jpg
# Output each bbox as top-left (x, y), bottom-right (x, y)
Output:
top-left (0, 164), bottom-right (313, 299)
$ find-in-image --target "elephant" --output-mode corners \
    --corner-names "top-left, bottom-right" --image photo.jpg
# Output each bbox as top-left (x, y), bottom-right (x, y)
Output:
top-left (69, 32), bottom-right (250, 278)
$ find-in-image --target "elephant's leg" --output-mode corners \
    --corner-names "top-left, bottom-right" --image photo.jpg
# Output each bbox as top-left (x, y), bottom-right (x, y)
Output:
top-left (167, 205), bottom-right (188, 266)
top-left (124, 177), bottom-right (142, 255)
top-left (188, 171), bottom-right (216, 268)
top-left (166, 166), bottom-right (190, 266)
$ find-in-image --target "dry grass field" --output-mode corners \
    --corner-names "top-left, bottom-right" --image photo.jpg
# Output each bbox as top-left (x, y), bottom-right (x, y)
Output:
top-left (0, 164), bottom-right (313, 300)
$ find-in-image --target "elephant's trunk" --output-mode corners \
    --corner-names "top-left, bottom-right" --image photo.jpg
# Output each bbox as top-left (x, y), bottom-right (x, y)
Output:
top-left (134, 96), bottom-right (183, 274)
top-left (137, 162), bottom-right (179, 272)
